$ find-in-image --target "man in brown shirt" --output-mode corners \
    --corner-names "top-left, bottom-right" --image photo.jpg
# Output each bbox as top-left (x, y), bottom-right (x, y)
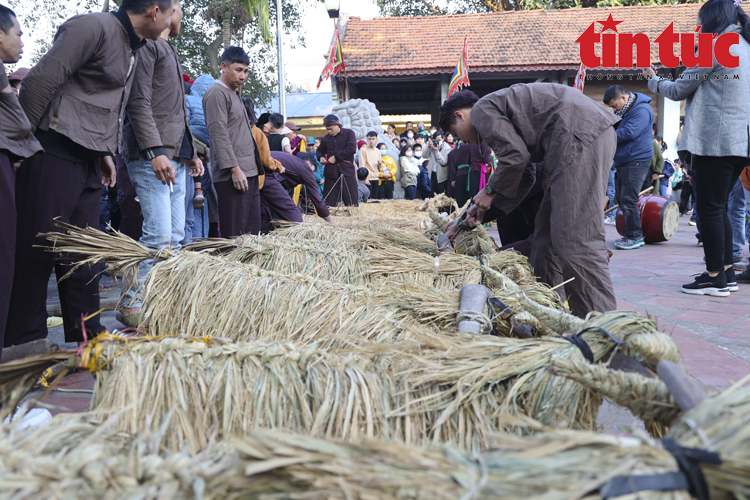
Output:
top-left (202, 46), bottom-right (262, 237)
top-left (0, 5), bottom-right (42, 355)
top-left (440, 84), bottom-right (620, 318)
top-left (118, 0), bottom-right (203, 326)
top-left (6, 0), bottom-right (172, 348)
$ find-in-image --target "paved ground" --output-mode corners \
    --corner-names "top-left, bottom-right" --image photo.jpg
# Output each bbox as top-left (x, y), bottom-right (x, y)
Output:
top-left (26, 215), bottom-right (750, 429)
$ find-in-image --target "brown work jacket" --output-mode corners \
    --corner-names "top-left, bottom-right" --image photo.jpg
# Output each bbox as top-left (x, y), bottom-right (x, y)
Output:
top-left (471, 83), bottom-right (620, 200)
top-left (123, 37), bottom-right (194, 161)
top-left (202, 81), bottom-right (259, 182)
top-left (0, 63), bottom-right (42, 159)
top-left (19, 11), bottom-right (144, 154)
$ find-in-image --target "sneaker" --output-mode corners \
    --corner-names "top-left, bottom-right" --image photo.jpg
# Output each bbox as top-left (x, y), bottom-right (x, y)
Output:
top-left (682, 272), bottom-right (730, 297)
top-left (733, 253), bottom-right (745, 264)
top-left (725, 267), bottom-right (739, 292)
top-left (688, 218), bottom-right (697, 226)
top-left (737, 267), bottom-right (750, 284)
top-left (734, 261), bottom-right (748, 272)
top-left (695, 233), bottom-right (703, 247)
top-left (614, 236), bottom-right (645, 250)
top-left (604, 215), bottom-right (616, 226)
top-left (193, 192), bottom-right (205, 210)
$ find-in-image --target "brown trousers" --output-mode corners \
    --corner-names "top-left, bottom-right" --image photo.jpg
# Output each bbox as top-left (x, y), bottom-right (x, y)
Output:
top-left (529, 127), bottom-right (618, 318)
top-left (214, 176), bottom-right (261, 238)
top-left (6, 152), bottom-right (104, 346)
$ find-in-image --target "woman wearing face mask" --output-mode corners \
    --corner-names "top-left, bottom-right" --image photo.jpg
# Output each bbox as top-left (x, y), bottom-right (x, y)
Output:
top-left (377, 143), bottom-right (396, 199)
top-left (399, 145), bottom-right (419, 200)
top-left (413, 144), bottom-right (431, 199)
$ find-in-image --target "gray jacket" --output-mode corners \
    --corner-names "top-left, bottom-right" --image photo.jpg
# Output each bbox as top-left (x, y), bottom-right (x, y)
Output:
top-left (648, 24), bottom-right (750, 158)
top-left (422, 140), bottom-right (452, 183)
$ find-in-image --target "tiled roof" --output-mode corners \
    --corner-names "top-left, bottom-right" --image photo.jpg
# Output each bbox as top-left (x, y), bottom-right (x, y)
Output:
top-left (341, 4), bottom-right (702, 77)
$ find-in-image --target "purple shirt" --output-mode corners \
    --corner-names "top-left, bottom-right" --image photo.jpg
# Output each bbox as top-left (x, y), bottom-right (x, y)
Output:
top-left (270, 151), bottom-right (331, 219)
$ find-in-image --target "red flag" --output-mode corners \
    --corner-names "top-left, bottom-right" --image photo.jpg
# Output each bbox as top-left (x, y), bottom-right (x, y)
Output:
top-left (317, 27), bottom-right (346, 89)
top-left (447, 38), bottom-right (470, 98)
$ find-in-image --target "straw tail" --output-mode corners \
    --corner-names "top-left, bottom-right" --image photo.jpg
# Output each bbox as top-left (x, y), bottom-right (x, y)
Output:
top-left (40, 221), bottom-right (165, 293)
top-left (0, 351), bottom-right (73, 420)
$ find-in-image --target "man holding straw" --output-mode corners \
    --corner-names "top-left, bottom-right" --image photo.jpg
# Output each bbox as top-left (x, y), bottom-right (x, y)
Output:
top-left (439, 84), bottom-right (619, 318)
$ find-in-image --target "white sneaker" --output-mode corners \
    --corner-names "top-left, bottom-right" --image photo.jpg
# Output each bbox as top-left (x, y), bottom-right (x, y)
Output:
top-left (4, 408), bottom-right (52, 430)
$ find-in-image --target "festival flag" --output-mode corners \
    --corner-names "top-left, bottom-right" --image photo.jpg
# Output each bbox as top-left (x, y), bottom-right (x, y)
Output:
top-left (574, 63), bottom-right (586, 91)
top-left (447, 37), bottom-right (470, 98)
top-left (317, 27), bottom-right (346, 89)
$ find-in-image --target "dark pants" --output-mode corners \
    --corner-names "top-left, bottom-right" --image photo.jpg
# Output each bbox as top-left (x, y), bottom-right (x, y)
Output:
top-left (0, 152), bottom-right (15, 355)
top-left (6, 152), bottom-right (104, 346)
top-left (614, 160), bottom-right (650, 239)
top-left (116, 155), bottom-right (143, 241)
top-left (679, 179), bottom-right (693, 213)
top-left (693, 155), bottom-right (747, 272)
top-left (368, 181), bottom-right (382, 200)
top-left (322, 162), bottom-right (358, 207)
top-left (259, 173), bottom-right (302, 233)
top-left (404, 185), bottom-right (417, 200)
top-left (214, 176), bottom-right (261, 238)
top-left (382, 181), bottom-right (394, 199)
top-left (530, 128), bottom-right (618, 318)
top-left (431, 172), bottom-right (447, 196)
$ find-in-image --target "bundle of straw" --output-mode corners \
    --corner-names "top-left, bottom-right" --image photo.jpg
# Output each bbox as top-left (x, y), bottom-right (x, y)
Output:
top-left (140, 253), bottom-right (458, 346)
top-left (8, 403), bottom-right (747, 499)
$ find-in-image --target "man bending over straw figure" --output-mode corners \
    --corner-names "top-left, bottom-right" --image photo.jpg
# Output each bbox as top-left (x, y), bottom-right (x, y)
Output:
top-left (440, 85), bottom-right (620, 318)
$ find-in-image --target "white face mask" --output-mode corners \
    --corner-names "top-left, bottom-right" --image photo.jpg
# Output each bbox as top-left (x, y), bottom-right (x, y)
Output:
top-left (405, 151), bottom-right (413, 157)
top-left (407, 131), bottom-right (414, 138)
top-left (414, 152), bottom-right (422, 159)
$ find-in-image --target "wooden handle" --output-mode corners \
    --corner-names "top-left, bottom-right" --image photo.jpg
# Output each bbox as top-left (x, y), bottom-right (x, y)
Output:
top-left (603, 186), bottom-right (654, 215)
top-left (657, 360), bottom-right (708, 412)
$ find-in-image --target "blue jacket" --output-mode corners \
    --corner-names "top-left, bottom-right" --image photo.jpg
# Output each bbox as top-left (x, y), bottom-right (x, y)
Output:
top-left (613, 92), bottom-right (654, 168)
top-left (185, 74), bottom-right (215, 147)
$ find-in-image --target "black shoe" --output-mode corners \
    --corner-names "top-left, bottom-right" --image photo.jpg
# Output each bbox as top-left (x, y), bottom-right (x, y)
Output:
top-left (737, 267), bottom-right (750, 284)
top-left (725, 267), bottom-right (739, 292)
top-left (682, 272), bottom-right (730, 297)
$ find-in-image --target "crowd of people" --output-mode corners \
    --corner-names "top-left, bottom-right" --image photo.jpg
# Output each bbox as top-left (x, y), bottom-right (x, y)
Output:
top-left (1, 0), bottom-right (749, 361)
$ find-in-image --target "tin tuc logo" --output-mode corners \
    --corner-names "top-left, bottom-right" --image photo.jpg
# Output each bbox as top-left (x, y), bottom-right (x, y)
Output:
top-left (576, 14), bottom-right (740, 69)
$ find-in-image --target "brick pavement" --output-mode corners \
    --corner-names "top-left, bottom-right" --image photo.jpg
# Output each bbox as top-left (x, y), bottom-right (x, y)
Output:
top-left (28, 217), bottom-right (750, 424)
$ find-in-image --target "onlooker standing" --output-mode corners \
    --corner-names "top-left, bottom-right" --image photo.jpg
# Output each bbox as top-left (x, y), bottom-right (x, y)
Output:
top-left (400, 121), bottom-right (414, 139)
top-left (357, 167), bottom-right (370, 203)
top-left (119, 0), bottom-right (203, 326)
top-left (645, 136), bottom-right (664, 192)
top-left (267, 113), bottom-right (293, 154)
top-left (446, 141), bottom-right (494, 208)
top-left (317, 114), bottom-right (358, 207)
top-left (377, 142), bottom-right (396, 199)
top-left (384, 124), bottom-right (397, 141)
top-left (203, 46), bottom-right (262, 237)
top-left (7, 0), bottom-right (168, 348)
top-left (399, 145), bottom-right (418, 200)
top-left (604, 85), bottom-right (655, 250)
top-left (728, 178), bottom-right (746, 264)
top-left (358, 131), bottom-right (382, 199)
top-left (645, 0), bottom-right (750, 296)
top-left (0, 5), bottom-right (42, 355)
top-left (423, 130), bottom-right (451, 195)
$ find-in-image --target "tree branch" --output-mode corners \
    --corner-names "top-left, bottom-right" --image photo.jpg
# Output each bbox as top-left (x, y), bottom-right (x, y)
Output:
top-left (207, 34), bottom-right (223, 76)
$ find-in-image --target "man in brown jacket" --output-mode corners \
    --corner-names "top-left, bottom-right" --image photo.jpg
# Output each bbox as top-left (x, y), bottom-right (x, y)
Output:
top-left (118, 0), bottom-right (203, 327)
top-left (203, 46), bottom-right (262, 237)
top-left (440, 84), bottom-right (620, 318)
top-left (0, 5), bottom-right (42, 355)
top-left (6, 0), bottom-right (172, 348)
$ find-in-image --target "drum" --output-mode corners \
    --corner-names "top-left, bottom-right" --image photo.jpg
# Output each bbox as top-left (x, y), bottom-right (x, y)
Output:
top-left (616, 194), bottom-right (679, 243)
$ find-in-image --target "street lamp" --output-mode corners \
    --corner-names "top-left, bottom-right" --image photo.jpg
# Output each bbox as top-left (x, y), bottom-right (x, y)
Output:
top-left (324, 0), bottom-right (340, 19)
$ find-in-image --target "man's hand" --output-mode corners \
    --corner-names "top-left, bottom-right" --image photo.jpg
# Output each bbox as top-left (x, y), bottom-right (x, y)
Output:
top-left (451, 181), bottom-right (455, 188)
top-left (651, 173), bottom-right (659, 182)
top-left (151, 155), bottom-right (176, 185)
top-left (278, 165), bottom-right (286, 174)
top-left (429, 141), bottom-right (438, 151)
top-left (186, 158), bottom-right (204, 178)
top-left (470, 190), bottom-right (494, 223)
top-left (641, 66), bottom-right (656, 79)
top-left (323, 215), bottom-right (336, 224)
top-left (231, 166), bottom-right (248, 192)
top-left (444, 219), bottom-right (461, 241)
top-left (319, 180), bottom-right (324, 185)
top-left (100, 156), bottom-right (117, 187)
top-left (328, 155), bottom-right (337, 164)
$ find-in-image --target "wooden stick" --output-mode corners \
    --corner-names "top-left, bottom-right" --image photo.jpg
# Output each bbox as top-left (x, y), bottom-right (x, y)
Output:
top-left (657, 360), bottom-right (708, 412)
top-left (603, 186), bottom-right (654, 215)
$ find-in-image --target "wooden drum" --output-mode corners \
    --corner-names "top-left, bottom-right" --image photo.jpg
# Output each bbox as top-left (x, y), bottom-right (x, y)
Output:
top-left (616, 194), bottom-right (679, 243)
